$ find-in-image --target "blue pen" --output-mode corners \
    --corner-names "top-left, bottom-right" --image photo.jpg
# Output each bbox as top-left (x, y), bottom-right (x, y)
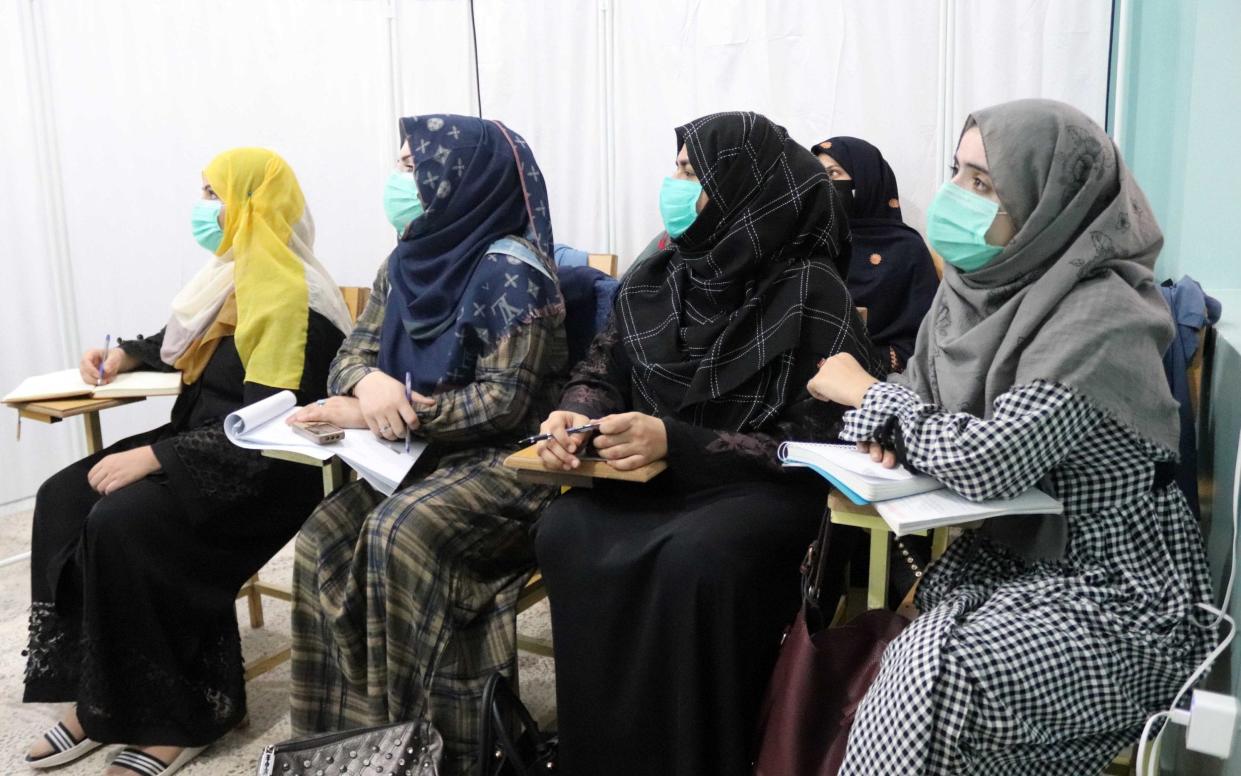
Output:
top-left (97, 334), bottom-right (111, 386)
top-left (404, 371), bottom-right (413, 454)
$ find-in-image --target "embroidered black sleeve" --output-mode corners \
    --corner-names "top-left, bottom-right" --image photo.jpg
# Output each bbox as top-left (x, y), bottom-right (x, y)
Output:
top-left (117, 328), bottom-right (176, 372)
top-left (558, 314), bottom-right (630, 418)
top-left (663, 392), bottom-right (848, 485)
top-left (153, 425), bottom-right (267, 506)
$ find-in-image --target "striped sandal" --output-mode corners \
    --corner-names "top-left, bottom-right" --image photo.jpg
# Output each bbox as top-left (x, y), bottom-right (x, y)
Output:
top-left (23, 721), bottom-right (103, 768)
top-left (110, 746), bottom-right (206, 776)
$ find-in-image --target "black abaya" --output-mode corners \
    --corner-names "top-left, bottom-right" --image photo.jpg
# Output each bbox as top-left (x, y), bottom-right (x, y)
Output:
top-left (23, 313), bottom-right (343, 746)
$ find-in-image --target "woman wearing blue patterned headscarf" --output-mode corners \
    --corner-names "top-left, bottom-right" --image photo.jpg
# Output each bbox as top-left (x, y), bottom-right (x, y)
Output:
top-left (287, 115), bottom-right (566, 775)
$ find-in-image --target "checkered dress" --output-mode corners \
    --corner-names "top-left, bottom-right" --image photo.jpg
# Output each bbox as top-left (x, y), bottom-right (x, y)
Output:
top-left (837, 380), bottom-right (1216, 775)
top-left (290, 259), bottom-right (566, 776)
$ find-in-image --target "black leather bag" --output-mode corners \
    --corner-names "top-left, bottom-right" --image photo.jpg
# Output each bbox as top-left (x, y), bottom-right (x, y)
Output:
top-left (478, 673), bottom-right (558, 775)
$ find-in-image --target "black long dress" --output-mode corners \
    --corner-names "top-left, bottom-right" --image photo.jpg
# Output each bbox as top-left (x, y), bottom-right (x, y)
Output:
top-left (534, 320), bottom-right (862, 776)
top-left (22, 311), bottom-right (343, 747)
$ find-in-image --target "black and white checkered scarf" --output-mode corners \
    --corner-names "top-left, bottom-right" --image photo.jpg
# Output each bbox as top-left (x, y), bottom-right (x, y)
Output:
top-left (617, 111), bottom-right (865, 432)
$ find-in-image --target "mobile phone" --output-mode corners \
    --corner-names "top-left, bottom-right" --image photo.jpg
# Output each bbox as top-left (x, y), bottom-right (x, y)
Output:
top-left (292, 421), bottom-right (344, 445)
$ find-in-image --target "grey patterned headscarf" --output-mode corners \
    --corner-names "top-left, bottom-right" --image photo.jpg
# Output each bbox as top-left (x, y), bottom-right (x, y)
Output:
top-left (900, 99), bottom-right (1179, 451)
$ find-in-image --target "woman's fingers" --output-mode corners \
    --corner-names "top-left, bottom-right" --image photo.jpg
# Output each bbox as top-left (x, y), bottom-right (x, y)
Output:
top-left (288, 405), bottom-right (323, 424)
top-left (882, 448), bottom-right (897, 469)
top-left (396, 400), bottom-right (419, 429)
top-left (596, 413), bottom-right (633, 437)
top-left (597, 442), bottom-right (637, 461)
top-left (87, 462), bottom-right (105, 491)
top-left (381, 408), bottom-right (405, 440)
top-left (608, 454), bottom-right (647, 471)
top-left (410, 391), bottom-right (436, 407)
top-left (79, 350), bottom-right (103, 385)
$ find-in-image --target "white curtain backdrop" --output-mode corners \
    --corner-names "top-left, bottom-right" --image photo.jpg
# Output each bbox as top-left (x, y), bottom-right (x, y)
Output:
top-left (0, 0), bottom-right (1112, 509)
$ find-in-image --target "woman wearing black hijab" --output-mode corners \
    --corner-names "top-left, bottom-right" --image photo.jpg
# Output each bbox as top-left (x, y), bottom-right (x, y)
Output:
top-left (813, 136), bottom-right (939, 372)
top-left (533, 112), bottom-right (882, 776)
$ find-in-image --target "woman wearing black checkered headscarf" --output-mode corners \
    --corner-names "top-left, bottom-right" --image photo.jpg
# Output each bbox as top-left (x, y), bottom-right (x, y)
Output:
top-left (533, 111), bottom-right (882, 776)
top-left (811, 99), bottom-right (1216, 774)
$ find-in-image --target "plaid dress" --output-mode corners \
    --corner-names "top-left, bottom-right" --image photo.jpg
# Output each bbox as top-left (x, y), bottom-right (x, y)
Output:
top-left (838, 380), bottom-right (1216, 775)
top-left (290, 259), bottom-right (565, 775)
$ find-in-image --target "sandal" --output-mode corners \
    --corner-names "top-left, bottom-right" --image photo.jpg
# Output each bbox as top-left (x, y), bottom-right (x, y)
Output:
top-left (23, 721), bottom-right (104, 768)
top-left (110, 745), bottom-right (206, 776)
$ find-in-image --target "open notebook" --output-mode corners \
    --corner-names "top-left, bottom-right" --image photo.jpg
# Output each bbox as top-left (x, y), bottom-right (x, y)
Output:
top-left (3, 368), bottom-right (183, 403)
top-left (780, 441), bottom-right (1063, 535)
top-left (225, 391), bottom-right (426, 496)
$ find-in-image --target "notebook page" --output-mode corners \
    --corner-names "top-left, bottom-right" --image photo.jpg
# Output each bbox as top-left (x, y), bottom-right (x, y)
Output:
top-left (3, 369), bottom-right (93, 403)
top-left (876, 487), bottom-right (1063, 535)
top-left (92, 370), bottom-right (183, 398)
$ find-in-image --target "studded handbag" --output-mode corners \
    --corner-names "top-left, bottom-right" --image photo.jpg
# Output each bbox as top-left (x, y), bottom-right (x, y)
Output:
top-left (257, 721), bottom-right (443, 776)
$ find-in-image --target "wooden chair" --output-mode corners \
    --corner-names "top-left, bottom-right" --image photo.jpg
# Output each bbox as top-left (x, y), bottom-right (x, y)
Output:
top-left (237, 286), bottom-right (371, 679)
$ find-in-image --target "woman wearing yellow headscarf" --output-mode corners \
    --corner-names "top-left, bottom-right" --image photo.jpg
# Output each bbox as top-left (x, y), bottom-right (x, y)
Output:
top-left (23, 149), bottom-right (350, 776)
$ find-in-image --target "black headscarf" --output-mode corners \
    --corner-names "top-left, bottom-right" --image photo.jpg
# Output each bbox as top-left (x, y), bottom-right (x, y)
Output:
top-left (617, 112), bottom-right (874, 431)
top-left (810, 136), bottom-right (938, 368)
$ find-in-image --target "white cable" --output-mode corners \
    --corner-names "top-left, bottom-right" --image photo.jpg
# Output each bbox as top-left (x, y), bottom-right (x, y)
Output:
top-left (1136, 711), bottom-right (1169, 776)
top-left (1137, 426), bottom-right (1241, 775)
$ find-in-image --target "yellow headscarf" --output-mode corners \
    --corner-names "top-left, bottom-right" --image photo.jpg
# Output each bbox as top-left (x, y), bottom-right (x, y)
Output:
top-left (163, 149), bottom-right (352, 389)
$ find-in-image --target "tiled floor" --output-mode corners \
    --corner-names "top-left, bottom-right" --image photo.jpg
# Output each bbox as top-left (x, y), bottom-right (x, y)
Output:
top-left (0, 510), bottom-right (556, 774)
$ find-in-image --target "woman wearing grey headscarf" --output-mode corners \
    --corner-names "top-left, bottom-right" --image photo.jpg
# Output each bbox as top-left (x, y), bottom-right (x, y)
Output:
top-left (808, 99), bottom-right (1216, 774)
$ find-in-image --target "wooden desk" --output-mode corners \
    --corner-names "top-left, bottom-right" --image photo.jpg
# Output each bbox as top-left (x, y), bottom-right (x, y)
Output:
top-left (8, 396), bottom-right (145, 454)
top-left (829, 491), bottom-right (951, 613)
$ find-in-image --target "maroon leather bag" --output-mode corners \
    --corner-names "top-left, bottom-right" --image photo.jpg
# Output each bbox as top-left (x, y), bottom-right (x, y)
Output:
top-left (753, 509), bottom-right (910, 776)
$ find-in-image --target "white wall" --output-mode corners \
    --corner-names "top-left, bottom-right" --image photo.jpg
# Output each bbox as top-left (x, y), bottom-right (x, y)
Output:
top-left (0, 0), bottom-right (1112, 509)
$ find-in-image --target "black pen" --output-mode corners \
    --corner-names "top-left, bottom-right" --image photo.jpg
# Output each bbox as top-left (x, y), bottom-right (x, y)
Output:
top-left (518, 423), bottom-right (601, 447)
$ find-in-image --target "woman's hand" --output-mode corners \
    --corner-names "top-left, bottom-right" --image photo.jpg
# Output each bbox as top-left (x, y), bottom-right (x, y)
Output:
top-left (352, 371), bottom-right (435, 441)
top-left (592, 412), bottom-right (667, 471)
top-left (536, 410), bottom-right (593, 471)
top-left (79, 347), bottom-right (137, 386)
top-left (857, 441), bottom-right (897, 469)
top-left (87, 446), bottom-right (161, 495)
top-left (806, 352), bottom-right (879, 408)
top-left (287, 396), bottom-right (368, 429)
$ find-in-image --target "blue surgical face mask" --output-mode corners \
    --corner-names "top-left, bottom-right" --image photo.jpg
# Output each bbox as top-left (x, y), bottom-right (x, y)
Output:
top-left (660, 176), bottom-right (703, 238)
top-left (191, 199), bottom-right (224, 253)
top-left (926, 181), bottom-right (1006, 272)
top-left (384, 171), bottom-right (424, 235)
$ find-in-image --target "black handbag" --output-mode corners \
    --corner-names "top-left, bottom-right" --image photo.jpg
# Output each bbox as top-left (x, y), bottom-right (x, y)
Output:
top-left (478, 673), bottom-right (558, 775)
top-left (257, 720), bottom-right (442, 776)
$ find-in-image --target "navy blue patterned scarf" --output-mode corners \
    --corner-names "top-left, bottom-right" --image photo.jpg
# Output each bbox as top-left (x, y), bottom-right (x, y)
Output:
top-left (378, 115), bottom-right (556, 392)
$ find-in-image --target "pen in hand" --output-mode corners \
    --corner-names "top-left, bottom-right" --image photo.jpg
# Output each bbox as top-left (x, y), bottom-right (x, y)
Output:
top-left (518, 423), bottom-right (601, 448)
top-left (97, 334), bottom-right (111, 386)
top-left (404, 371), bottom-right (413, 454)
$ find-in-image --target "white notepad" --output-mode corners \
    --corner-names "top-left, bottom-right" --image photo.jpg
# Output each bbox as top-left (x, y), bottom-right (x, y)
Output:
top-left (3, 368), bottom-right (183, 403)
top-left (875, 487), bottom-right (1064, 536)
top-left (225, 391), bottom-right (425, 496)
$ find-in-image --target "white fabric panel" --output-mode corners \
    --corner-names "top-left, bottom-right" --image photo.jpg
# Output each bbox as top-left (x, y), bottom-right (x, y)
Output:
top-left (609, 0), bottom-right (942, 269)
top-left (0, 0), bottom-right (82, 510)
top-left (471, 0), bottom-right (609, 254)
top-left (35, 0), bottom-right (397, 449)
top-left (951, 0), bottom-right (1112, 162)
top-left (394, 0), bottom-right (480, 120)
